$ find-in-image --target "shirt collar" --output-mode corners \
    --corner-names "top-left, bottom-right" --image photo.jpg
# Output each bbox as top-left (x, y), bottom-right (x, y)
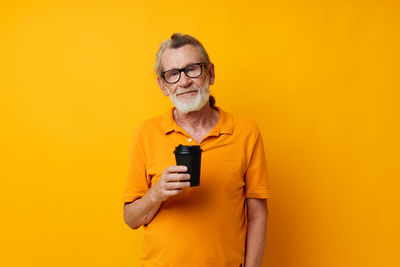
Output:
top-left (160, 105), bottom-right (234, 136)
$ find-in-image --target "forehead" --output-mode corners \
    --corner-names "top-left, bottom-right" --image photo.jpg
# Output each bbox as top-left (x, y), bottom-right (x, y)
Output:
top-left (161, 44), bottom-right (202, 71)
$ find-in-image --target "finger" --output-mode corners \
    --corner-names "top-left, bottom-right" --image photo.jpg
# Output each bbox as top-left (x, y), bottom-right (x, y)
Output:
top-left (165, 182), bottom-right (191, 190)
top-left (165, 173), bottom-right (190, 182)
top-left (164, 165), bottom-right (188, 174)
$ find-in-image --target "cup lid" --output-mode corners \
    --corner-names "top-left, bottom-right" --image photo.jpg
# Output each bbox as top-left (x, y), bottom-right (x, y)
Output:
top-left (174, 144), bottom-right (202, 154)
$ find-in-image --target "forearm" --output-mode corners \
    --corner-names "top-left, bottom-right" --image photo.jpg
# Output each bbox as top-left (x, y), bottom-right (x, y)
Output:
top-left (123, 187), bottom-right (162, 229)
top-left (244, 215), bottom-right (268, 267)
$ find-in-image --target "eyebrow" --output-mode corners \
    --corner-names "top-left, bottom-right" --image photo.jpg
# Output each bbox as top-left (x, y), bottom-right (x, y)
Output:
top-left (163, 62), bottom-right (199, 72)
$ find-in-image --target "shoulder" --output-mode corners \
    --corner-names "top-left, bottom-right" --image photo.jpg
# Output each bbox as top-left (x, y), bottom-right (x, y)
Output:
top-left (137, 114), bottom-right (163, 131)
top-left (224, 110), bottom-right (261, 137)
top-left (131, 112), bottom-right (166, 140)
top-left (234, 115), bottom-right (260, 131)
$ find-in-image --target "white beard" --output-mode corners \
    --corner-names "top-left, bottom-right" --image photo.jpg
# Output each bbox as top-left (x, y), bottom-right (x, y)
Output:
top-left (167, 79), bottom-right (210, 114)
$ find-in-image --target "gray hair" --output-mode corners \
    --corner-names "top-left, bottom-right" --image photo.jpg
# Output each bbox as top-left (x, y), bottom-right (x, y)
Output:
top-left (154, 33), bottom-right (211, 76)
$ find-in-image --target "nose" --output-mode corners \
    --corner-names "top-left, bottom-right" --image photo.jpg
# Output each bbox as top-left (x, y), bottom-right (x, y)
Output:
top-left (177, 71), bottom-right (192, 88)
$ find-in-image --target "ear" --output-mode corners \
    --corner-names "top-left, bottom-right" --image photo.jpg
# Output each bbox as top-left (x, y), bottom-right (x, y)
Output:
top-left (208, 63), bottom-right (215, 85)
top-left (157, 76), bottom-right (169, 96)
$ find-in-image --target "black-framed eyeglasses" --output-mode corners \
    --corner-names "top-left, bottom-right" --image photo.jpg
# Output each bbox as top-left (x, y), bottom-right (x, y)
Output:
top-left (161, 63), bottom-right (204, 84)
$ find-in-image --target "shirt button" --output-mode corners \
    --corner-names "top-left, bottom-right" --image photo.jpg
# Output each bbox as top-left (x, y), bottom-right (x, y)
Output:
top-left (188, 138), bottom-right (192, 142)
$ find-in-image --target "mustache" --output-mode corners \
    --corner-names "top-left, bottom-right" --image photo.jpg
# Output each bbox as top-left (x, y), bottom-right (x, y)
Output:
top-left (175, 87), bottom-right (200, 96)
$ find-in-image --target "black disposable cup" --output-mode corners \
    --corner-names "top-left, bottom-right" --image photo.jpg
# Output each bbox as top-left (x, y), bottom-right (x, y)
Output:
top-left (174, 144), bottom-right (202, 187)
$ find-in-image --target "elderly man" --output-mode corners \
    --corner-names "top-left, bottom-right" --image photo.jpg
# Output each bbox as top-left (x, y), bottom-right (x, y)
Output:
top-left (123, 33), bottom-right (272, 267)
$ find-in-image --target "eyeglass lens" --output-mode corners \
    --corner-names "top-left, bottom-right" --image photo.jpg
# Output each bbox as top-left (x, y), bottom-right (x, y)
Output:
top-left (163, 64), bottom-right (202, 83)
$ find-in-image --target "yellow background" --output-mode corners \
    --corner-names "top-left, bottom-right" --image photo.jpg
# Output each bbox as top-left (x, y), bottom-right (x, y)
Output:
top-left (1, 0), bottom-right (399, 266)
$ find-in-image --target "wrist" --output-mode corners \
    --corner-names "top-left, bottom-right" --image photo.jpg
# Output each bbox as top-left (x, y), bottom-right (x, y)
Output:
top-left (148, 186), bottom-right (162, 204)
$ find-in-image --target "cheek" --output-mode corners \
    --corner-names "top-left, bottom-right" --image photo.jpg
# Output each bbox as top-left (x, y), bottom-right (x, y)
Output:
top-left (192, 81), bottom-right (205, 90)
top-left (164, 85), bottom-right (176, 95)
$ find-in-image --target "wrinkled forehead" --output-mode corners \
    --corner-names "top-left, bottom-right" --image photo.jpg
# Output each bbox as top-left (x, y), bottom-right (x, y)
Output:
top-left (161, 44), bottom-right (202, 71)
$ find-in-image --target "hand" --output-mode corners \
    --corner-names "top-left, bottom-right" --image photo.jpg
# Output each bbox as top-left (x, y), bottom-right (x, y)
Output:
top-left (150, 165), bottom-right (191, 202)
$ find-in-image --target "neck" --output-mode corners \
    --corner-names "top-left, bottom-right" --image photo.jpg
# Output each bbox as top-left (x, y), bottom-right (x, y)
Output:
top-left (173, 104), bottom-right (219, 131)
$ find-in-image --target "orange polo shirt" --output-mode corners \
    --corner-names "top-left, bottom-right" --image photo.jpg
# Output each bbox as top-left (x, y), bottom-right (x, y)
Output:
top-left (122, 106), bottom-right (272, 267)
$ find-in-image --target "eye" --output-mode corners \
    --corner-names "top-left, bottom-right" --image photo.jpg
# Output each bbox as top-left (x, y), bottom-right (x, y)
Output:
top-left (165, 70), bottom-right (179, 78)
top-left (186, 64), bottom-right (199, 73)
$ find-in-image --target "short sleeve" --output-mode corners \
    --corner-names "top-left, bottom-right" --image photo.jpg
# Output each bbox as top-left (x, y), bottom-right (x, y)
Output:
top-left (122, 128), bottom-right (149, 204)
top-left (244, 128), bottom-right (273, 199)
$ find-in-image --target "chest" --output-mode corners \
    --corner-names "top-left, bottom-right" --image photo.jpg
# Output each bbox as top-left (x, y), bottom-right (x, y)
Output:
top-left (184, 127), bottom-right (213, 144)
top-left (147, 136), bottom-right (247, 196)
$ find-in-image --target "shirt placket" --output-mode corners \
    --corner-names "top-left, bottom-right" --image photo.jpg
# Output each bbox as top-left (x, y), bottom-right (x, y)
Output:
top-left (170, 128), bottom-right (197, 146)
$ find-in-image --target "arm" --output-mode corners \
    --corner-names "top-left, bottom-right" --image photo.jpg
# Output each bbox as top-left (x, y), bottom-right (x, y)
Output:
top-left (123, 186), bottom-right (163, 229)
top-left (244, 198), bottom-right (268, 267)
top-left (123, 165), bottom-right (191, 229)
